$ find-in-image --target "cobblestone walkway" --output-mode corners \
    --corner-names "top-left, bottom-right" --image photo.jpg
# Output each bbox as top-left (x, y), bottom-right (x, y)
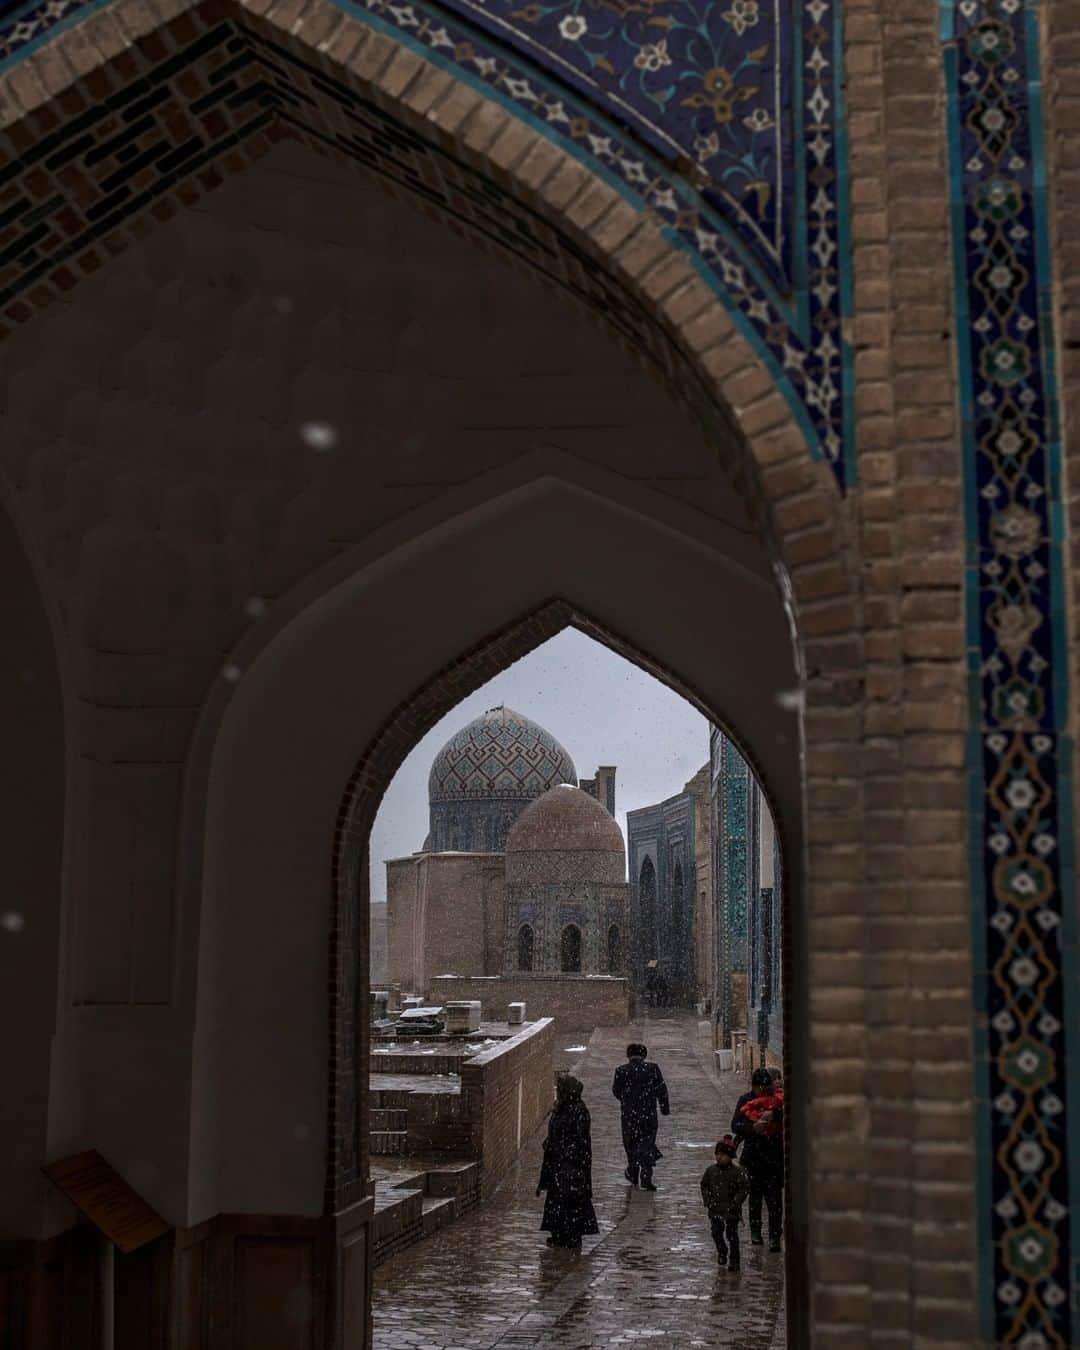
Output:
top-left (372, 1016), bottom-right (786, 1348)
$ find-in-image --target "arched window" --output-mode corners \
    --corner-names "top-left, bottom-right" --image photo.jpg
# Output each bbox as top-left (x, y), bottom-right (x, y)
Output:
top-left (560, 924), bottom-right (582, 973)
top-left (639, 857), bottom-right (658, 962)
top-left (607, 924), bottom-right (621, 973)
top-left (517, 924), bottom-right (534, 972)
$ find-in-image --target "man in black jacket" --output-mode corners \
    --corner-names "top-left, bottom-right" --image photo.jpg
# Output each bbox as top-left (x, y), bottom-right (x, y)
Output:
top-left (731, 1066), bottom-right (784, 1251)
top-left (612, 1043), bottom-right (670, 1190)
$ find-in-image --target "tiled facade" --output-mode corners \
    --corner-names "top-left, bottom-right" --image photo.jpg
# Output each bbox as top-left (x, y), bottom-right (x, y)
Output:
top-left (625, 774), bottom-right (704, 1006)
top-left (709, 726), bottom-right (782, 1059)
top-left (944, 6), bottom-right (1074, 1339)
top-left (710, 725), bottom-right (749, 1041)
top-left (504, 784), bottom-right (630, 975)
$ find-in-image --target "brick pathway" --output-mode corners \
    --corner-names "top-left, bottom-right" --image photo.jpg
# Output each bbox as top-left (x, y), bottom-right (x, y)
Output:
top-left (372, 1015), bottom-right (786, 1348)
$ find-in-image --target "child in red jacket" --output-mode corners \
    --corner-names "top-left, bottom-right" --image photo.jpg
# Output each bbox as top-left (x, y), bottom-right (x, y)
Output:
top-left (736, 1084), bottom-right (784, 1138)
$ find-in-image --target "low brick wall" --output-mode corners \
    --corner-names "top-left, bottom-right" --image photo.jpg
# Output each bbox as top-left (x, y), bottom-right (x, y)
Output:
top-left (370, 1051), bottom-right (466, 1076)
top-left (429, 975), bottom-right (629, 1034)
top-left (406, 1089), bottom-right (472, 1154)
top-left (368, 1020), bottom-right (556, 1184)
top-left (460, 1017), bottom-right (556, 1199)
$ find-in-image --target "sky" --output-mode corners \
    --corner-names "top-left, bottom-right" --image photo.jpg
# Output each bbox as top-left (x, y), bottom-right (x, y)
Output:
top-left (369, 628), bottom-right (711, 903)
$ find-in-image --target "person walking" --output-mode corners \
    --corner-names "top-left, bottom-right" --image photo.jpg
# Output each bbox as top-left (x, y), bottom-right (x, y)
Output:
top-left (612, 1042), bottom-right (670, 1191)
top-left (700, 1135), bottom-right (750, 1270)
top-left (536, 1074), bottom-right (599, 1248)
top-left (731, 1066), bottom-right (784, 1251)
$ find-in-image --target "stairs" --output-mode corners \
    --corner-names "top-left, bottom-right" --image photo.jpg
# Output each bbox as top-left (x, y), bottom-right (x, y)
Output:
top-left (371, 1160), bottom-right (480, 1267)
top-left (422, 1194), bottom-right (457, 1236)
top-left (370, 1107), bottom-right (409, 1155)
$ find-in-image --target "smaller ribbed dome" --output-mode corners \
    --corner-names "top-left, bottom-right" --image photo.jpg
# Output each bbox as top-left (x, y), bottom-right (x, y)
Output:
top-left (506, 784), bottom-right (625, 856)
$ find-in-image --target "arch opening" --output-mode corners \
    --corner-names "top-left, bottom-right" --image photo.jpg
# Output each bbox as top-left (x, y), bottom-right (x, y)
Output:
top-left (639, 858), bottom-right (658, 969)
top-left (560, 924), bottom-right (583, 975)
top-left (0, 4), bottom-right (852, 1340)
top-left (518, 924), bottom-right (535, 973)
top-left (607, 924), bottom-right (621, 975)
top-left (356, 616), bottom-right (793, 1342)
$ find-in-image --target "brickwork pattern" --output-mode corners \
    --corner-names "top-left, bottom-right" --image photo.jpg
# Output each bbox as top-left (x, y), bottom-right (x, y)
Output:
top-left (461, 1017), bottom-right (555, 1200)
top-left (787, 1), bottom-right (979, 1343)
top-left (0, 0), bottom-right (855, 478)
top-left (1, 0), bottom-right (1046, 1343)
top-left (429, 974), bottom-right (630, 1035)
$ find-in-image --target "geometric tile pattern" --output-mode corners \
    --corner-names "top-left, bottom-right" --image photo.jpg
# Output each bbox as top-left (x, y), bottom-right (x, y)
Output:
top-left (428, 705), bottom-right (577, 800)
top-left (943, 3), bottom-right (1076, 1343)
top-left (719, 730), bottom-right (750, 962)
top-left (0, 0), bottom-right (856, 484)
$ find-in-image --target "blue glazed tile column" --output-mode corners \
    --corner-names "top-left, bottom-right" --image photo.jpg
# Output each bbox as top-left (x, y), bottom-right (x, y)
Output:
top-left (943, 2), bottom-right (1077, 1343)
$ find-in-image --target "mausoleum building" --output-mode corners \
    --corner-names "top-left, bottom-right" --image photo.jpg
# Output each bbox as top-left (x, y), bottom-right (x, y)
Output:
top-left (504, 783), bottom-right (629, 977)
top-left (387, 710), bottom-right (630, 1027)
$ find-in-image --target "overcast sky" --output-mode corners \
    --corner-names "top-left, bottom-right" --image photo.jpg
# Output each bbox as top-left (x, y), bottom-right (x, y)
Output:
top-left (369, 629), bottom-right (711, 903)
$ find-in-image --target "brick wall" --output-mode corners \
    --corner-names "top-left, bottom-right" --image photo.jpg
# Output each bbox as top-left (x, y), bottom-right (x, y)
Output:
top-left (0, 0), bottom-right (1037, 1338)
top-left (386, 853), bottom-right (506, 992)
top-left (370, 1022), bottom-right (555, 1171)
top-left (428, 975), bottom-right (630, 1034)
top-left (407, 1092), bottom-right (472, 1156)
top-left (460, 1018), bottom-right (556, 1199)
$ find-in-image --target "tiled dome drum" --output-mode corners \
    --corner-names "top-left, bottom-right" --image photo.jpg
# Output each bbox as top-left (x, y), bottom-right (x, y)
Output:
top-left (424, 706), bottom-right (577, 854)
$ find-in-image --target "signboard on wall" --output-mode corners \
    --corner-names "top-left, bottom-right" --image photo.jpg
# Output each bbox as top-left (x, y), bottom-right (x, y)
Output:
top-left (43, 1150), bottom-right (170, 1253)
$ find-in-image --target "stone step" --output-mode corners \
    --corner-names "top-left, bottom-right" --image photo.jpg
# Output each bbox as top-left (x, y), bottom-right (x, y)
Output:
top-left (425, 1160), bottom-right (481, 1198)
top-left (373, 1182), bottom-right (422, 1215)
top-left (369, 1088), bottom-right (414, 1109)
top-left (371, 1130), bottom-right (407, 1156)
top-left (370, 1107), bottom-right (408, 1132)
top-left (372, 1184), bottom-right (423, 1267)
top-left (421, 1195), bottom-right (457, 1237)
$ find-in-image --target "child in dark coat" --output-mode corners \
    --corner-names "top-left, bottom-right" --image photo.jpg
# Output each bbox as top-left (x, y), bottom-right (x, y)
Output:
top-left (700, 1135), bottom-right (750, 1269)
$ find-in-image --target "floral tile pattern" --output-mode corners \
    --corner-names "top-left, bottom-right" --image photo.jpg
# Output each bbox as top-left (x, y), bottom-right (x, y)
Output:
top-left (0, 0), bottom-right (855, 483)
top-left (430, 0), bottom-right (793, 282)
top-left (944, 2), bottom-right (1076, 1343)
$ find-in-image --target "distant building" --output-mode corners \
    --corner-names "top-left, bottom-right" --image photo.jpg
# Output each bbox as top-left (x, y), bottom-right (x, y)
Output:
top-left (710, 727), bottom-right (781, 1065)
top-left (385, 706), bottom-right (629, 1027)
top-left (422, 704), bottom-right (577, 854)
top-left (370, 902), bottom-right (387, 985)
top-left (579, 765), bottom-right (616, 817)
top-left (504, 783), bottom-right (628, 977)
top-left (626, 766), bottom-right (710, 1008)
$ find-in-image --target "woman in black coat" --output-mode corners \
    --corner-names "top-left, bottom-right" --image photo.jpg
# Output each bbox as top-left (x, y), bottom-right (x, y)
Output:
top-left (537, 1074), bottom-right (600, 1248)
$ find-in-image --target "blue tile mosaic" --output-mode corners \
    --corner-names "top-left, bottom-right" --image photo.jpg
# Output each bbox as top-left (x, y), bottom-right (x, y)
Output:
top-left (943, 2), bottom-right (1077, 1342)
top-left (0, 0), bottom-right (855, 484)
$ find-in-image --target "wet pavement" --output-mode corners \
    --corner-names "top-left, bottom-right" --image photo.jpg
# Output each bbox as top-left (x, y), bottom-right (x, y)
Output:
top-left (372, 1015), bottom-right (786, 1348)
